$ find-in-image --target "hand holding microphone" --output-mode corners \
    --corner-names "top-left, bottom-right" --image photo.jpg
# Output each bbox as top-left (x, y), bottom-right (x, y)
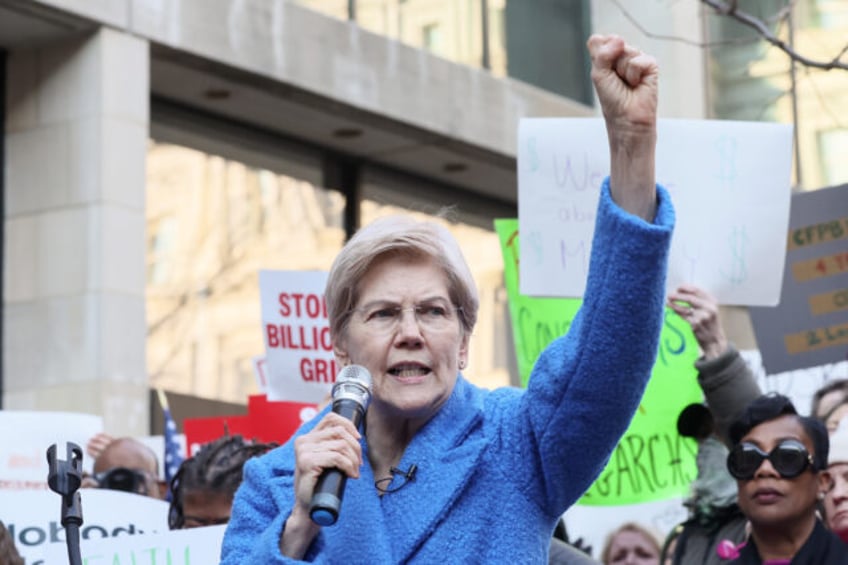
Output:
top-left (299, 365), bottom-right (372, 526)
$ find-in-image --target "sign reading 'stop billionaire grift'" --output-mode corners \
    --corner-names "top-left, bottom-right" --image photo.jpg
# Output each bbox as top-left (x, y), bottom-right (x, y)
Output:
top-left (259, 270), bottom-right (335, 403)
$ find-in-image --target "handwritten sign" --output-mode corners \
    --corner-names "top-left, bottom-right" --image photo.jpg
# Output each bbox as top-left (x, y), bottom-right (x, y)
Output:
top-left (496, 220), bottom-right (702, 505)
top-left (1, 489), bottom-right (168, 565)
top-left (518, 118), bottom-right (793, 306)
top-left (749, 183), bottom-right (848, 373)
top-left (42, 523), bottom-right (226, 565)
top-left (260, 270), bottom-right (335, 403)
top-left (0, 411), bottom-right (102, 490)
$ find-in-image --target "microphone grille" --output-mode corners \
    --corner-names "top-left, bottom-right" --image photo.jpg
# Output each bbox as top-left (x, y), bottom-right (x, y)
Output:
top-left (337, 364), bottom-right (372, 389)
top-left (332, 364), bottom-right (373, 407)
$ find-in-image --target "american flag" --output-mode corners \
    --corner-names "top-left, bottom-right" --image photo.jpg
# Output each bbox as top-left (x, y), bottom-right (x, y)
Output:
top-left (157, 389), bottom-right (184, 500)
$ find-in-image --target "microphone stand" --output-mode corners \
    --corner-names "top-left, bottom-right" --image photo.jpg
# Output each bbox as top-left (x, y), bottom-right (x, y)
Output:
top-left (47, 442), bottom-right (84, 565)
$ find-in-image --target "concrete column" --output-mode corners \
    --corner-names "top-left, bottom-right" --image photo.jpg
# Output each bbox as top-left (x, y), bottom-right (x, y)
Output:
top-left (4, 27), bottom-right (150, 436)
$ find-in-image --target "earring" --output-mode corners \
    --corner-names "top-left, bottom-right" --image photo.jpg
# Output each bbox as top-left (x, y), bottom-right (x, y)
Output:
top-left (458, 360), bottom-right (466, 370)
top-left (818, 491), bottom-right (826, 501)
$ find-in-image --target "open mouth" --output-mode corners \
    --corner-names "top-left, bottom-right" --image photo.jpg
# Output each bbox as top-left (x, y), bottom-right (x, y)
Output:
top-left (388, 363), bottom-right (430, 377)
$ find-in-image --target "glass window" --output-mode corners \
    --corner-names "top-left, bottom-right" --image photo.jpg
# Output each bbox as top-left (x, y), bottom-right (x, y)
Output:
top-left (422, 22), bottom-right (444, 54)
top-left (818, 129), bottom-right (848, 186)
top-left (811, 0), bottom-right (848, 29)
top-left (290, 0), bottom-right (592, 103)
top-left (146, 141), bottom-right (345, 404)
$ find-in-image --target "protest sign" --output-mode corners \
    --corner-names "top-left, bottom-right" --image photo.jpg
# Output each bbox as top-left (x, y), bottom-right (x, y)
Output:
top-left (0, 489), bottom-right (168, 565)
top-left (252, 354), bottom-right (268, 393)
top-left (750, 183), bottom-right (848, 373)
top-left (42, 523), bottom-right (226, 565)
top-left (496, 219), bottom-right (702, 506)
top-left (259, 270), bottom-right (335, 403)
top-left (183, 394), bottom-right (318, 453)
top-left (518, 118), bottom-right (793, 306)
top-left (0, 411), bottom-right (102, 490)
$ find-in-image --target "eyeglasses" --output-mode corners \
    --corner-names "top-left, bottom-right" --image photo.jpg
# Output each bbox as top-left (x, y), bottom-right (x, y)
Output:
top-left (352, 299), bottom-right (462, 335)
top-left (726, 439), bottom-right (815, 481)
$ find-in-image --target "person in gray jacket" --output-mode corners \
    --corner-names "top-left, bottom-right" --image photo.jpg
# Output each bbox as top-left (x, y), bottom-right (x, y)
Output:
top-left (663, 285), bottom-right (760, 564)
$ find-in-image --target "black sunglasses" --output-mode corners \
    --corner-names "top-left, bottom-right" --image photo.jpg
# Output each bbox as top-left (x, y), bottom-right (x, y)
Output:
top-left (727, 439), bottom-right (815, 481)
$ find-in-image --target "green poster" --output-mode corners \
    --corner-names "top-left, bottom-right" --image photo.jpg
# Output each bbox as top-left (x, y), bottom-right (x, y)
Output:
top-left (495, 219), bottom-right (704, 506)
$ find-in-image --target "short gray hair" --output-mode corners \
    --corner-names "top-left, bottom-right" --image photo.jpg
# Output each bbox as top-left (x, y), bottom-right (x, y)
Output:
top-left (325, 215), bottom-right (479, 342)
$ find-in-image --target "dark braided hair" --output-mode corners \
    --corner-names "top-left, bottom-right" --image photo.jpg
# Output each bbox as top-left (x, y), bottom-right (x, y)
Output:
top-left (168, 435), bottom-right (276, 529)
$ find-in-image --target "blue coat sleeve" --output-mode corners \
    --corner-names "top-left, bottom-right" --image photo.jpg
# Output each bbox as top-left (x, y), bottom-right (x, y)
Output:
top-left (515, 178), bottom-right (675, 516)
top-left (221, 431), bottom-right (328, 563)
top-left (219, 450), bottom-right (296, 564)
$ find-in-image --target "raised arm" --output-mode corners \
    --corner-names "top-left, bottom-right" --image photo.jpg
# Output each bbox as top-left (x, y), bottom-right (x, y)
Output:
top-left (588, 34), bottom-right (659, 221)
top-left (668, 284), bottom-right (761, 444)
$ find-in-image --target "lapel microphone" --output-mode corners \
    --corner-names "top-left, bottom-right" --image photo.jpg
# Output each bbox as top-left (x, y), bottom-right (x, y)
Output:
top-left (375, 464), bottom-right (417, 494)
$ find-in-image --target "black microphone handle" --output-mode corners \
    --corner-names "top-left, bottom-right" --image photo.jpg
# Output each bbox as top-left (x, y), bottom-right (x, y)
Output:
top-left (309, 398), bottom-right (366, 526)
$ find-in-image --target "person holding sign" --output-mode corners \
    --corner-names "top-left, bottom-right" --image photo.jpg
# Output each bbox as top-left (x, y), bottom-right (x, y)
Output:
top-left (221, 34), bottom-right (675, 564)
top-left (665, 285), bottom-right (758, 564)
top-left (723, 394), bottom-right (847, 563)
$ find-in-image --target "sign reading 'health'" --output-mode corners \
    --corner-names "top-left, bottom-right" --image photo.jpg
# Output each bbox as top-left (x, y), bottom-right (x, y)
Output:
top-left (518, 118), bottom-right (793, 306)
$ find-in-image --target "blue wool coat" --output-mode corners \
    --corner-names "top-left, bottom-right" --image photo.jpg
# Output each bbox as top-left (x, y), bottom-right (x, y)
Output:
top-left (221, 180), bottom-right (675, 564)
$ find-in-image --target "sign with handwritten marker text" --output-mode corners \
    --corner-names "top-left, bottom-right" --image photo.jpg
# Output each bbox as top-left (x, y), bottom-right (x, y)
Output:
top-left (518, 118), bottom-right (793, 306)
top-left (260, 270), bottom-right (334, 403)
top-left (2, 489), bottom-right (169, 565)
top-left (0, 411), bottom-right (102, 489)
top-left (749, 183), bottom-right (848, 373)
top-left (496, 219), bottom-right (702, 505)
top-left (42, 522), bottom-right (225, 564)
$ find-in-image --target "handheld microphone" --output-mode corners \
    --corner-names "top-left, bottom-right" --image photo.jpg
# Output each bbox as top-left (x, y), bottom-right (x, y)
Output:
top-left (309, 364), bottom-right (373, 526)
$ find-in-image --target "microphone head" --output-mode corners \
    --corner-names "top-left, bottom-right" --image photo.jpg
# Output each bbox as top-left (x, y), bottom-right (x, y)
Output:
top-left (332, 364), bottom-right (373, 409)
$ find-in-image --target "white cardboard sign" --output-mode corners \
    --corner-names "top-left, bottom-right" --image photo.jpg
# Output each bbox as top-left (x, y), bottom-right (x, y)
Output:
top-left (0, 411), bottom-right (102, 489)
top-left (518, 118), bottom-right (793, 306)
top-left (0, 489), bottom-right (169, 564)
top-left (42, 523), bottom-right (225, 565)
top-left (259, 270), bottom-right (336, 403)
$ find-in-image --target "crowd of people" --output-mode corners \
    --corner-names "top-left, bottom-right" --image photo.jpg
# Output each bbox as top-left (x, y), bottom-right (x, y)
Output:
top-left (3, 33), bottom-right (846, 565)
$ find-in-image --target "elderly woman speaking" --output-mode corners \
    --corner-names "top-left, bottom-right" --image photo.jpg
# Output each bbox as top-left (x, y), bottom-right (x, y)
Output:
top-left (221, 34), bottom-right (675, 564)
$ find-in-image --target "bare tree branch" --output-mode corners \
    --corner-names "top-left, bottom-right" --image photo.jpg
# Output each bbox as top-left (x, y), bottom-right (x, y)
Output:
top-left (612, 0), bottom-right (760, 49)
top-left (701, 0), bottom-right (848, 71)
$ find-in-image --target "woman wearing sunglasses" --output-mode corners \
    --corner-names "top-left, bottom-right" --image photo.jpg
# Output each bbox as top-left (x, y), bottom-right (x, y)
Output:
top-left (724, 393), bottom-right (848, 563)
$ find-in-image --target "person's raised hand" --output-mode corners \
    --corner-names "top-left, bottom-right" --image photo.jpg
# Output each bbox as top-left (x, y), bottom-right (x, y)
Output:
top-left (668, 285), bottom-right (728, 360)
top-left (587, 34), bottom-right (659, 220)
top-left (85, 432), bottom-right (115, 461)
top-left (588, 34), bottom-right (658, 139)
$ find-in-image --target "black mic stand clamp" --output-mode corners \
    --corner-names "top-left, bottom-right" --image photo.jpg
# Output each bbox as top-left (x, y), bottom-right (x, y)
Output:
top-left (47, 442), bottom-right (84, 565)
